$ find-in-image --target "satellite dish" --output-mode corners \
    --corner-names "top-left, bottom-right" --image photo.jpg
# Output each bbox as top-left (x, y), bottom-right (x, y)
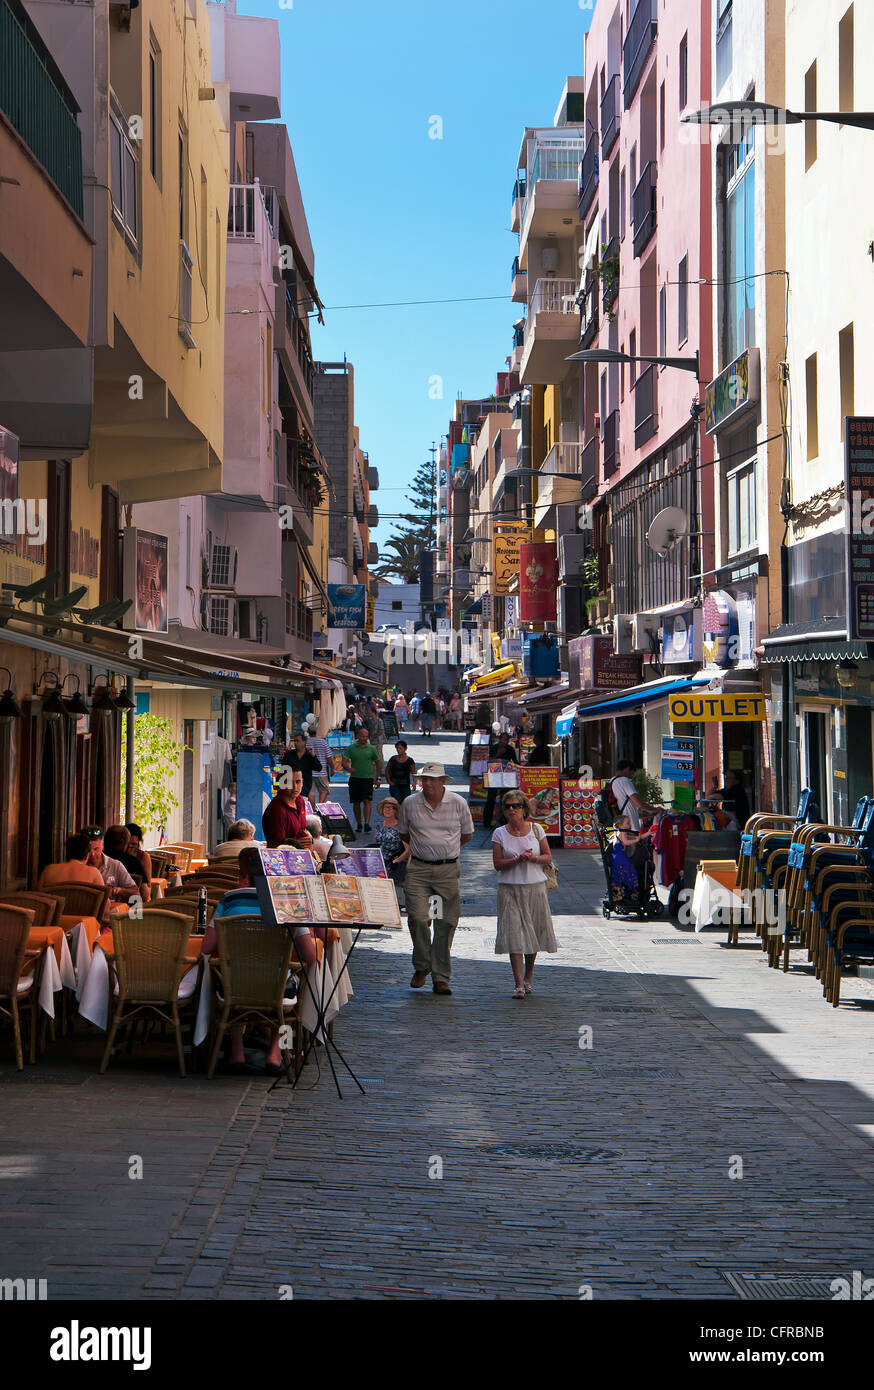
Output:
top-left (647, 507), bottom-right (690, 557)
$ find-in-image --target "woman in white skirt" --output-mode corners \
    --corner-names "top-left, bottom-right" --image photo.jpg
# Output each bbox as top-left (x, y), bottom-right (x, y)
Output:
top-left (492, 790), bottom-right (558, 998)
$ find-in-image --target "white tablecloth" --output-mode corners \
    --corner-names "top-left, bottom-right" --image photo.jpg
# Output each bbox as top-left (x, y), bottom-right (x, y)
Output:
top-left (33, 932), bottom-right (76, 1020)
top-left (78, 944), bottom-right (209, 1045)
top-left (692, 874), bottom-right (747, 933)
top-left (68, 921), bottom-right (94, 1000)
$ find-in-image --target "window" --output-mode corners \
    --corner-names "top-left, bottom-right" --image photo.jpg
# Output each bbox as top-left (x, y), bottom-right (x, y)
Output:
top-left (722, 127), bottom-right (755, 363)
top-left (806, 353), bottom-right (819, 460)
top-left (839, 6), bottom-right (854, 114)
top-left (178, 119), bottom-right (188, 242)
top-left (659, 284), bottom-right (667, 359)
top-left (678, 254), bottom-right (689, 345)
top-left (620, 168), bottom-right (627, 239)
top-left (200, 169), bottom-right (208, 288)
top-left (839, 324), bottom-right (854, 441)
top-left (629, 329), bottom-right (637, 385)
top-left (726, 437), bottom-right (757, 556)
top-left (109, 95), bottom-right (138, 246)
top-left (716, 0), bottom-right (733, 89)
top-left (148, 36), bottom-right (161, 184)
top-left (630, 144), bottom-right (637, 195)
top-left (391, 600), bottom-right (403, 611)
top-left (679, 34), bottom-right (688, 110)
top-left (659, 82), bottom-right (666, 151)
top-left (805, 63), bottom-right (817, 169)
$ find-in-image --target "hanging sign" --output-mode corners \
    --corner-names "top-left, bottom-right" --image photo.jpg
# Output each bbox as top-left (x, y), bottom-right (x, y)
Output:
top-left (669, 692), bottom-right (767, 723)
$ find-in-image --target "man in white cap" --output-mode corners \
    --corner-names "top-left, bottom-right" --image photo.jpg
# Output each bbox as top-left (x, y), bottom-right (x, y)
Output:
top-left (398, 762), bottom-right (474, 995)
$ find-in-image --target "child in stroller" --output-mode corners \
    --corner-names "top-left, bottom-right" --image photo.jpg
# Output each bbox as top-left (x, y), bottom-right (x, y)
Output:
top-left (595, 816), bottom-right (664, 920)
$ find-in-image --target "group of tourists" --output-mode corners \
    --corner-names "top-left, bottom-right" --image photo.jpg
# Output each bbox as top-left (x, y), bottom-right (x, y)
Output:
top-left (39, 824), bottom-right (154, 902)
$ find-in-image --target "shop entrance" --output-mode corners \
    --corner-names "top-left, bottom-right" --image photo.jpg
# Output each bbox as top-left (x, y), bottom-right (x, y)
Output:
top-left (721, 721), bottom-right (759, 815)
top-left (801, 708), bottom-right (830, 821)
top-left (846, 706), bottom-right (874, 820)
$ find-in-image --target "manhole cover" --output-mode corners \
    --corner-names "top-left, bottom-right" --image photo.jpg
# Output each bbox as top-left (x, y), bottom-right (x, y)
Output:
top-left (479, 1144), bottom-right (622, 1164)
top-left (723, 1272), bottom-right (838, 1300)
top-left (651, 938), bottom-right (702, 945)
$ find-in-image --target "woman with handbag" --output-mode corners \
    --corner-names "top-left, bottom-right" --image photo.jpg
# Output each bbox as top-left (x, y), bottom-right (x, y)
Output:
top-left (491, 790), bottom-right (558, 999)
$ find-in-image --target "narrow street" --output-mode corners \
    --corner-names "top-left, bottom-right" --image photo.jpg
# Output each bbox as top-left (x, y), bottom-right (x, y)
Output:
top-left (3, 731), bottom-right (873, 1301)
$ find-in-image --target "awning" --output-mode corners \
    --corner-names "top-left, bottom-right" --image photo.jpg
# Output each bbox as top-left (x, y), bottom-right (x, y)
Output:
top-left (516, 682), bottom-right (586, 713)
top-left (573, 674), bottom-right (713, 725)
top-left (464, 598), bottom-right (483, 617)
top-left (760, 620), bottom-right (870, 665)
top-left (474, 679), bottom-right (536, 702)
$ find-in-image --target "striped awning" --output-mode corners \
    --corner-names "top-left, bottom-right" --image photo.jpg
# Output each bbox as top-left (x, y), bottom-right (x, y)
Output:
top-left (760, 621), bottom-right (870, 665)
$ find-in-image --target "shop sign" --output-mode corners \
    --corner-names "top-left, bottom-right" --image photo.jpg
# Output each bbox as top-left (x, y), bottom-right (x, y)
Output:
top-left (669, 692), bottom-right (767, 723)
top-left (704, 347), bottom-right (760, 435)
top-left (520, 766), bottom-right (562, 837)
top-left (519, 542), bottom-right (558, 622)
top-left (844, 416), bottom-right (874, 640)
top-left (702, 590), bottom-right (737, 667)
top-left (327, 584), bottom-right (366, 629)
top-left (122, 527), bottom-right (168, 633)
top-left (571, 634), bottom-right (641, 692)
top-left (661, 610), bottom-right (701, 664)
top-left (492, 523), bottom-right (529, 595)
top-left (661, 737), bottom-right (696, 782)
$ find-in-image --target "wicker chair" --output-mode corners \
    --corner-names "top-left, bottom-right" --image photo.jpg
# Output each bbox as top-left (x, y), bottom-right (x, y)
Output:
top-left (98, 913), bottom-right (202, 1077)
top-left (206, 917), bottom-right (301, 1079)
top-left (48, 883), bottom-right (109, 922)
top-left (0, 905), bottom-right (43, 1069)
top-left (148, 849), bottom-right (181, 880)
top-left (0, 892), bottom-right (62, 927)
top-left (173, 841), bottom-right (206, 862)
top-left (161, 845), bottom-right (194, 872)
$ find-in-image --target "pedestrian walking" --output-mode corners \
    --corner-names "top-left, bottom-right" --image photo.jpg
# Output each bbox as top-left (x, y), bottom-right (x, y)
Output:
top-left (394, 692), bottom-right (409, 731)
top-left (306, 731), bottom-right (332, 809)
top-left (385, 740), bottom-right (416, 802)
top-left (420, 692), bottom-right (437, 738)
top-left (409, 691), bottom-right (421, 731)
top-left (491, 790), bottom-right (557, 998)
top-left (341, 725), bottom-right (383, 833)
top-left (398, 762), bottom-right (474, 995)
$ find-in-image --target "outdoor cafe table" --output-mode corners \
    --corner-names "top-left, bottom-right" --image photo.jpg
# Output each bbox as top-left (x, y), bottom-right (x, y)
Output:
top-left (27, 925), bottom-right (76, 1020)
top-left (691, 866), bottom-right (746, 932)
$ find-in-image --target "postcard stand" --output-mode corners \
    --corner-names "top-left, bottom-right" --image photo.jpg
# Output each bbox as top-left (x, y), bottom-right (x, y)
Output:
top-left (255, 877), bottom-right (365, 1098)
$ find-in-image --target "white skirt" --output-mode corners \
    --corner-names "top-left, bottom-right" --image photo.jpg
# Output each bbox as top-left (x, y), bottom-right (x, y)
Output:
top-left (494, 882), bottom-right (558, 955)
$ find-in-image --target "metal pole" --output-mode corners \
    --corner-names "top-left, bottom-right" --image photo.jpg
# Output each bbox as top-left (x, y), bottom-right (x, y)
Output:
top-left (124, 674), bottom-right (135, 823)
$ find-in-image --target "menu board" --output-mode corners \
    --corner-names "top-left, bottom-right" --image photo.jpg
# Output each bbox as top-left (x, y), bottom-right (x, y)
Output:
top-left (264, 874), bottom-right (312, 924)
top-left (359, 877), bottom-right (402, 928)
top-left (316, 802), bottom-right (346, 820)
top-left (323, 875), bottom-right (364, 923)
top-left (469, 774), bottom-right (488, 824)
top-left (520, 767), bottom-right (561, 837)
top-left (261, 847), bottom-right (317, 877)
top-left (304, 875), bottom-right (330, 922)
top-left (560, 779), bottom-right (602, 848)
top-left (486, 761), bottom-right (520, 789)
top-left (332, 847), bottom-right (388, 878)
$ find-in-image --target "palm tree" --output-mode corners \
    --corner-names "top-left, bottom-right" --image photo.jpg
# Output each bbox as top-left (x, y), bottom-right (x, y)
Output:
top-left (373, 535), bottom-right (423, 584)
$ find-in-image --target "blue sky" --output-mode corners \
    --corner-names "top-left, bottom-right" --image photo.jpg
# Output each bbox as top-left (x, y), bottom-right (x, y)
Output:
top-left (237, 0), bottom-right (592, 547)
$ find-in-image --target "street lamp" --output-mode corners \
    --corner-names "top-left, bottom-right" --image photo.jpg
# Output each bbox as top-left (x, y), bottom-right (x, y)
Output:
top-left (682, 99), bottom-right (874, 133)
top-left (567, 347), bottom-right (701, 379)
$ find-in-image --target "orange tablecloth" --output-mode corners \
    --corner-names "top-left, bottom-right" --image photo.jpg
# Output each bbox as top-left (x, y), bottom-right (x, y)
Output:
top-left (99, 929), bottom-right (205, 960)
top-left (59, 915), bottom-right (103, 949)
top-left (107, 901), bottom-right (131, 917)
top-left (27, 925), bottom-right (66, 965)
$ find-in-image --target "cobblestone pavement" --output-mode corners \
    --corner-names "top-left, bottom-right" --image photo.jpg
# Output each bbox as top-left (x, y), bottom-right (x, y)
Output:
top-left (2, 732), bottom-right (874, 1300)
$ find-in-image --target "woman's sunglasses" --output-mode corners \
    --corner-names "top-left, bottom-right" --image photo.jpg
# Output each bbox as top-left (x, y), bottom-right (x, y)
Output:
top-left (504, 802), bottom-right (523, 810)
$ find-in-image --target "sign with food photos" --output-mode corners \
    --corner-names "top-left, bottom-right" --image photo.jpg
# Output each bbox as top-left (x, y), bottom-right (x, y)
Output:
top-left (560, 779), bottom-right (603, 848)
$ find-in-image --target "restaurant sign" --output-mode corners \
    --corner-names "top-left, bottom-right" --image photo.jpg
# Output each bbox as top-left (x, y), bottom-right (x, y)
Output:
top-left (519, 542), bottom-right (558, 621)
top-left (122, 527), bottom-right (168, 633)
top-left (570, 634), bottom-right (641, 693)
top-left (845, 416), bottom-right (874, 641)
top-left (493, 523), bottom-right (529, 595)
top-left (704, 347), bottom-right (760, 436)
top-left (669, 692), bottom-right (767, 723)
top-left (327, 584), bottom-right (366, 629)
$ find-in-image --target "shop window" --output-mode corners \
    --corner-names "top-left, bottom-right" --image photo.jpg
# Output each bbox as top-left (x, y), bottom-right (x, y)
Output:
top-left (726, 457), bottom-right (757, 557)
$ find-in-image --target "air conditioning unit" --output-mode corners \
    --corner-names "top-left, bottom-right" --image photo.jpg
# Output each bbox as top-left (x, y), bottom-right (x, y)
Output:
top-left (614, 614), bottom-right (634, 655)
top-left (632, 612), bottom-right (660, 653)
top-left (204, 596), bottom-right (238, 639)
top-left (210, 544), bottom-right (238, 590)
top-left (559, 532), bottom-right (588, 581)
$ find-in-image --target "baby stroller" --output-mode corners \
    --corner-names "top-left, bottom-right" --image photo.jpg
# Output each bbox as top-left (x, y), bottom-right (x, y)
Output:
top-left (594, 823), bottom-right (665, 920)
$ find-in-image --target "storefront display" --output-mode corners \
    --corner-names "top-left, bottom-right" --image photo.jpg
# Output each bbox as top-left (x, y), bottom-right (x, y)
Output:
top-left (560, 779), bottom-right (602, 848)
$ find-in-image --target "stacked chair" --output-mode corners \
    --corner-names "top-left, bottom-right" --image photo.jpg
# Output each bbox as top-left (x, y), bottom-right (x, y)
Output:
top-left (737, 789), bottom-right (819, 940)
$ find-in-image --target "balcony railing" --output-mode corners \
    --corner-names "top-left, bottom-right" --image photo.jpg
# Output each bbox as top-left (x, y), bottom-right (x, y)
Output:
top-left (632, 162), bottom-right (657, 258)
top-left (289, 596), bottom-right (313, 645)
top-left (634, 363), bottom-right (658, 448)
top-left (179, 241), bottom-right (195, 347)
top-left (579, 271), bottom-right (599, 349)
top-left (0, 0), bottom-right (84, 218)
top-left (623, 0), bottom-right (658, 109)
top-left (580, 436), bottom-right (598, 501)
top-left (578, 136), bottom-right (599, 219)
top-left (542, 442), bottom-right (583, 477)
top-left (528, 277), bottom-right (579, 326)
top-left (601, 74), bottom-right (621, 159)
top-left (285, 437), bottom-right (314, 520)
top-left (602, 409), bottom-right (619, 479)
top-left (521, 137), bottom-right (586, 232)
top-left (228, 180), bottom-right (277, 241)
top-left (601, 236), bottom-right (620, 312)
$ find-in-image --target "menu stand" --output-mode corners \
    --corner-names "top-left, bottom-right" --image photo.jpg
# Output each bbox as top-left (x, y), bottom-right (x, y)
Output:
top-left (269, 918), bottom-right (366, 1099)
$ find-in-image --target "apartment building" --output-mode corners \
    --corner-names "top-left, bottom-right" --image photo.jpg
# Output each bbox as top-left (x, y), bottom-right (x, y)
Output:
top-left (761, 0), bottom-right (872, 818)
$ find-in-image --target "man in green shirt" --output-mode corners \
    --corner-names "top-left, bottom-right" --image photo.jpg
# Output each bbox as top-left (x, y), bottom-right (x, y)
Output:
top-left (342, 726), bottom-right (384, 833)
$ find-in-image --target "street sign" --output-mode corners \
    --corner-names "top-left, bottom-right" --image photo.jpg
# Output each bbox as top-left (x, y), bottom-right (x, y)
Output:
top-left (661, 737), bottom-right (696, 783)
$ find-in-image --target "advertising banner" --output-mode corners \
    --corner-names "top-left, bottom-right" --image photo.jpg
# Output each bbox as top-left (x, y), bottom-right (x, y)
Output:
top-left (561, 779), bottom-right (602, 848)
top-left (520, 766), bottom-right (561, 837)
top-left (328, 584), bottom-right (366, 629)
top-left (519, 542), bottom-right (558, 622)
top-left (571, 634), bottom-right (641, 692)
top-left (669, 692), bottom-right (767, 723)
top-left (122, 527), bottom-right (168, 633)
top-left (845, 417), bottom-right (874, 640)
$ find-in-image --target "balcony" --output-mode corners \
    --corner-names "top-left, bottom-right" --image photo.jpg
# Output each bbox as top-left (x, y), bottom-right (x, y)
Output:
top-left (520, 137), bottom-right (586, 248)
top-left (367, 505), bottom-right (379, 529)
top-left (521, 278), bottom-right (580, 386)
top-left (579, 271), bottom-right (599, 350)
top-left (634, 364), bottom-right (658, 449)
top-left (623, 0), bottom-right (658, 109)
top-left (368, 466), bottom-right (380, 491)
top-left (577, 137), bottom-right (599, 220)
top-left (511, 256), bottom-right (528, 304)
top-left (228, 181), bottom-right (277, 243)
top-left (534, 442), bottom-right (585, 528)
top-left (601, 74), bottom-right (621, 160)
top-left (282, 435), bottom-right (315, 547)
top-left (632, 162), bottom-right (657, 258)
top-left (353, 517), bottom-right (364, 563)
top-left (580, 436), bottom-right (598, 502)
top-left (510, 175), bottom-right (527, 234)
top-left (288, 596), bottom-right (313, 647)
top-left (602, 409), bottom-right (619, 480)
top-left (601, 236), bottom-right (620, 312)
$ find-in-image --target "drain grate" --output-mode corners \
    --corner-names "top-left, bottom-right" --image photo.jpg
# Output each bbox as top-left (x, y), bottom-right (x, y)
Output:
top-left (585, 1005), bottom-right (659, 1014)
top-left (479, 1143), bottom-right (622, 1164)
top-left (651, 937), bottom-right (702, 945)
top-left (723, 1272), bottom-right (837, 1300)
top-left (590, 1066), bottom-right (682, 1079)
